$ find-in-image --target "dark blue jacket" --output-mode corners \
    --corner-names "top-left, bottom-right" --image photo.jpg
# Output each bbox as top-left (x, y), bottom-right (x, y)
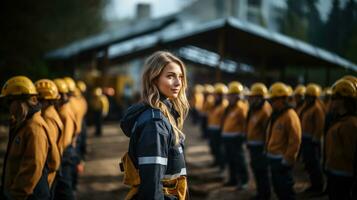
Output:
top-left (120, 101), bottom-right (186, 200)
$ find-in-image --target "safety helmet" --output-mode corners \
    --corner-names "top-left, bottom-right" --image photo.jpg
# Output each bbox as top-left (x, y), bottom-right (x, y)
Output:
top-left (286, 85), bottom-right (293, 97)
top-left (305, 83), bottom-right (321, 97)
top-left (294, 85), bottom-right (306, 96)
top-left (53, 79), bottom-right (69, 94)
top-left (35, 79), bottom-right (60, 100)
top-left (269, 82), bottom-right (289, 98)
top-left (332, 79), bottom-right (356, 98)
top-left (194, 84), bottom-right (204, 93)
top-left (63, 77), bottom-right (76, 92)
top-left (214, 83), bottom-right (228, 94)
top-left (341, 75), bottom-right (357, 89)
top-left (204, 84), bottom-right (214, 94)
top-left (77, 81), bottom-right (87, 93)
top-left (249, 82), bottom-right (268, 96)
top-left (1, 76), bottom-right (38, 97)
top-left (93, 87), bottom-right (102, 96)
top-left (228, 81), bottom-right (243, 94)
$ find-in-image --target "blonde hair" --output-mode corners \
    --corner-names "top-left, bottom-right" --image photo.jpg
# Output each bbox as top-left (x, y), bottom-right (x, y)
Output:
top-left (141, 51), bottom-right (190, 144)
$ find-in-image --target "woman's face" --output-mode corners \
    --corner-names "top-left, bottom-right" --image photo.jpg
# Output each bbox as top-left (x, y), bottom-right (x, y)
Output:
top-left (156, 62), bottom-right (183, 99)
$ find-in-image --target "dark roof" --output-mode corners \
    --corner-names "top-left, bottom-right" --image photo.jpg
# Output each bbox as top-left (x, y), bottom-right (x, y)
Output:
top-left (46, 17), bottom-right (357, 72)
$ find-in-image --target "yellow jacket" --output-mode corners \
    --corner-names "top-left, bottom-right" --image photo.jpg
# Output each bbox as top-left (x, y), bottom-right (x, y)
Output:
top-left (68, 97), bottom-right (82, 135)
top-left (42, 105), bottom-right (63, 187)
top-left (222, 100), bottom-right (249, 135)
top-left (92, 95), bottom-right (109, 117)
top-left (202, 95), bottom-right (215, 115)
top-left (247, 101), bottom-right (272, 142)
top-left (57, 102), bottom-right (77, 148)
top-left (207, 99), bottom-right (229, 128)
top-left (325, 115), bottom-right (357, 176)
top-left (266, 108), bottom-right (302, 164)
top-left (300, 101), bottom-right (325, 141)
top-left (3, 111), bottom-right (49, 200)
top-left (191, 93), bottom-right (204, 112)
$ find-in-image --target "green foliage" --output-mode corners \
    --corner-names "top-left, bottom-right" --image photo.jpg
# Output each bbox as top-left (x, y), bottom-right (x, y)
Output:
top-left (0, 0), bottom-right (105, 82)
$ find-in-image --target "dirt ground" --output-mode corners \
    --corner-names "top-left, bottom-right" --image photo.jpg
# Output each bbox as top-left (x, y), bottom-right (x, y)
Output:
top-left (0, 119), bottom-right (328, 200)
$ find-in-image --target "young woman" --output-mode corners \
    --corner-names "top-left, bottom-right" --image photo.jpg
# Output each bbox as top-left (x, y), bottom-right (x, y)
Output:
top-left (0, 76), bottom-right (51, 200)
top-left (120, 51), bottom-right (190, 200)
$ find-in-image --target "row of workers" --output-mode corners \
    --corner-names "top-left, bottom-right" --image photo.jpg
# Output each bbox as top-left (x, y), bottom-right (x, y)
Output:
top-left (0, 76), bottom-right (93, 200)
top-left (190, 75), bottom-right (357, 200)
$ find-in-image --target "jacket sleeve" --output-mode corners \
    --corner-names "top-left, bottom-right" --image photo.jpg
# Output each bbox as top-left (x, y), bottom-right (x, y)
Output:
top-left (283, 111), bottom-right (302, 165)
top-left (10, 125), bottom-right (48, 200)
top-left (136, 119), bottom-right (170, 200)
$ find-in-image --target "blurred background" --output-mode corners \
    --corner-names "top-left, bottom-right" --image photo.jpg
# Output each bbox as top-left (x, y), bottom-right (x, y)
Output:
top-left (0, 0), bottom-right (356, 199)
top-left (1, 0), bottom-right (356, 107)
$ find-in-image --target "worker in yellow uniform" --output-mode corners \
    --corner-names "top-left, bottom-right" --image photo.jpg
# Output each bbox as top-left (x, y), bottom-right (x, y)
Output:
top-left (74, 81), bottom-right (88, 161)
top-left (246, 82), bottom-right (272, 199)
top-left (190, 84), bottom-right (204, 126)
top-left (91, 87), bottom-right (109, 136)
top-left (63, 77), bottom-right (86, 191)
top-left (35, 79), bottom-right (64, 194)
top-left (324, 78), bottom-right (357, 200)
top-left (221, 81), bottom-right (249, 189)
top-left (299, 83), bottom-right (325, 194)
top-left (200, 84), bottom-right (215, 139)
top-left (266, 82), bottom-right (302, 200)
top-left (0, 76), bottom-right (51, 200)
top-left (293, 85), bottom-right (306, 113)
top-left (53, 78), bottom-right (77, 200)
top-left (207, 83), bottom-right (229, 170)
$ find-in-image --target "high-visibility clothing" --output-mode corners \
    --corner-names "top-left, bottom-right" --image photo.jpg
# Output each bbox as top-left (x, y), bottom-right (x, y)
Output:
top-left (202, 95), bottom-right (215, 115)
top-left (325, 115), bottom-right (357, 176)
top-left (247, 101), bottom-right (272, 143)
top-left (191, 92), bottom-right (204, 112)
top-left (266, 108), bottom-right (302, 165)
top-left (2, 111), bottom-right (49, 200)
top-left (208, 99), bottom-right (229, 127)
top-left (222, 100), bottom-right (249, 134)
top-left (92, 95), bottom-right (109, 117)
top-left (42, 105), bottom-right (63, 187)
top-left (299, 100), bottom-right (325, 141)
top-left (57, 103), bottom-right (77, 148)
top-left (69, 95), bottom-right (87, 135)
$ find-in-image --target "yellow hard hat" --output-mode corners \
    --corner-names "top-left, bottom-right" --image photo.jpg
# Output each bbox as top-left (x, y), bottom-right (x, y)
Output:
top-left (35, 79), bottom-right (60, 100)
top-left (341, 75), bottom-right (357, 89)
top-left (204, 84), bottom-right (215, 94)
top-left (63, 77), bottom-right (76, 92)
top-left (249, 82), bottom-right (268, 96)
top-left (228, 81), bottom-right (243, 94)
top-left (1, 76), bottom-right (37, 97)
top-left (305, 83), bottom-right (321, 97)
top-left (294, 85), bottom-right (306, 96)
top-left (269, 82), bottom-right (289, 98)
top-left (332, 79), bottom-right (356, 98)
top-left (53, 78), bottom-right (69, 94)
top-left (214, 83), bottom-right (228, 94)
top-left (77, 81), bottom-right (87, 93)
top-left (286, 85), bottom-right (293, 96)
top-left (93, 87), bottom-right (102, 96)
top-left (194, 84), bottom-right (204, 93)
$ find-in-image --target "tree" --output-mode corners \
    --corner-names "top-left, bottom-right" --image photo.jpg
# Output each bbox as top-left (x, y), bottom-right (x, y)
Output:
top-left (280, 0), bottom-right (308, 41)
top-left (0, 0), bottom-right (105, 82)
